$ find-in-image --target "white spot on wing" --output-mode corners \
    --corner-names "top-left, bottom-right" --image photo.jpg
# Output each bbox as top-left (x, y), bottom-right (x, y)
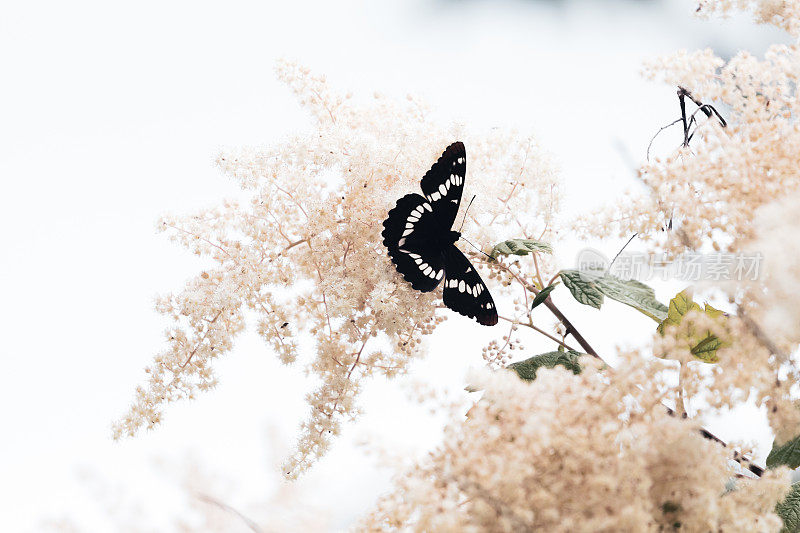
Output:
top-left (423, 203), bottom-right (432, 212)
top-left (436, 270), bottom-right (443, 280)
top-left (405, 222), bottom-right (413, 229)
top-left (431, 191), bottom-right (441, 201)
top-left (402, 229), bottom-right (412, 237)
top-left (458, 280), bottom-right (465, 293)
top-left (423, 266), bottom-right (432, 276)
top-left (438, 184), bottom-right (447, 196)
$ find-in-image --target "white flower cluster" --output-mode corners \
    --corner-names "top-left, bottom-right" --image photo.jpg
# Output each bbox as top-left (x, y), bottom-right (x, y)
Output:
top-left (113, 59), bottom-right (559, 478)
top-left (360, 360), bottom-right (790, 532)
top-left (696, 0), bottom-right (800, 37)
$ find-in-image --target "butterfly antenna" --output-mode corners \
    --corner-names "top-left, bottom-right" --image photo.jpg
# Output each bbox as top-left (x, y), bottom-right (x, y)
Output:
top-left (460, 235), bottom-right (492, 260)
top-left (456, 195), bottom-right (492, 259)
top-left (458, 195), bottom-right (476, 233)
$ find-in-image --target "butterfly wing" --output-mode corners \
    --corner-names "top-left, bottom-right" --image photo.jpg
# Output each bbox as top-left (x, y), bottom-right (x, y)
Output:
top-left (442, 245), bottom-right (498, 326)
top-left (382, 193), bottom-right (445, 292)
top-left (419, 141), bottom-right (465, 230)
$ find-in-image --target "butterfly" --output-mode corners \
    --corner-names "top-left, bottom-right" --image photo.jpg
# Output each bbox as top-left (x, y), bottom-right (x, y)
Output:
top-left (381, 142), bottom-right (498, 326)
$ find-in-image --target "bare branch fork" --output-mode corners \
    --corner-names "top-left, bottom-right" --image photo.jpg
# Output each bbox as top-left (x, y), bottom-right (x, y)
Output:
top-left (647, 86), bottom-right (727, 161)
top-left (640, 89), bottom-right (782, 477)
top-left (488, 259), bottom-right (600, 359)
top-left (678, 86), bottom-right (727, 146)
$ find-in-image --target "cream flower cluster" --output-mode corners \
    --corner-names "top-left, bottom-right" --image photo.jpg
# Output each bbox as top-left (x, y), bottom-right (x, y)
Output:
top-left (113, 60), bottom-right (560, 477)
top-left (696, 0), bottom-right (800, 37)
top-left (571, 0), bottom-right (800, 446)
top-left (576, 41), bottom-right (800, 255)
top-left (357, 2), bottom-right (800, 529)
top-left (360, 361), bottom-right (790, 532)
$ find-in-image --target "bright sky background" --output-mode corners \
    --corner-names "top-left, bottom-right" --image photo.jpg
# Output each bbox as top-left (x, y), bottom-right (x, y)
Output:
top-left (1, 0), bottom-right (792, 530)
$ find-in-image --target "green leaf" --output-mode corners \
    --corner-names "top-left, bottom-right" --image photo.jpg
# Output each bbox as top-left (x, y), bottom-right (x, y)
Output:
top-left (690, 335), bottom-right (723, 359)
top-left (777, 482), bottom-right (800, 532)
top-left (531, 283), bottom-right (558, 310)
top-left (704, 302), bottom-right (725, 319)
top-left (489, 238), bottom-right (553, 259)
top-left (559, 270), bottom-right (604, 310)
top-left (594, 276), bottom-right (668, 322)
top-left (656, 290), bottom-right (727, 363)
top-left (661, 501), bottom-right (682, 514)
top-left (507, 350), bottom-right (584, 382)
top-left (657, 290), bottom-right (703, 334)
top-left (558, 270), bottom-right (668, 321)
top-left (768, 435), bottom-right (800, 470)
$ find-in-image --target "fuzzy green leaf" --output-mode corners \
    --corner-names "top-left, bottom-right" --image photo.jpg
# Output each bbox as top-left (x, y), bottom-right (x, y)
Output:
top-left (490, 238), bottom-right (553, 259)
top-left (507, 350), bottom-right (584, 382)
top-left (531, 283), bottom-right (558, 310)
top-left (594, 276), bottom-right (668, 322)
top-left (559, 270), bottom-right (604, 309)
top-left (777, 482), bottom-right (800, 532)
top-left (767, 435), bottom-right (800, 470)
top-left (658, 291), bottom-right (703, 334)
top-left (656, 290), bottom-right (726, 363)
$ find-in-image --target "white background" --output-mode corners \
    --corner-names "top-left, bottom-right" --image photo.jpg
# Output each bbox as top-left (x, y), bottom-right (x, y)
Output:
top-left (0, 1), bottom-right (791, 530)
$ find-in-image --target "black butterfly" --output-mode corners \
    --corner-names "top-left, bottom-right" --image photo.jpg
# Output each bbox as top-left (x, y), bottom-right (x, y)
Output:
top-left (382, 142), bottom-right (498, 326)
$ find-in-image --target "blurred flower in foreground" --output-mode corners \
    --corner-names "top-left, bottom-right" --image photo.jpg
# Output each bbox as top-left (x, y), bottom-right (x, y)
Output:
top-left (360, 360), bottom-right (790, 532)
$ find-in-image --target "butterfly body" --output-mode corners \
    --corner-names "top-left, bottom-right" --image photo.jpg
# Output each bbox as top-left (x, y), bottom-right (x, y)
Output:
top-left (381, 142), bottom-right (498, 326)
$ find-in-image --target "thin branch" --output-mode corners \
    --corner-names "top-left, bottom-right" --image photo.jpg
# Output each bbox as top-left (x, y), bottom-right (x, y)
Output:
top-left (318, 334), bottom-right (371, 438)
top-left (663, 405), bottom-right (765, 477)
top-left (491, 259), bottom-right (601, 360)
top-left (498, 315), bottom-right (580, 352)
top-left (346, 336), bottom-right (370, 381)
top-left (540, 296), bottom-right (600, 359)
top-left (647, 117), bottom-right (683, 162)
top-left (180, 309), bottom-right (224, 370)
top-left (494, 318), bottom-right (516, 358)
top-left (164, 224), bottom-right (232, 259)
top-left (738, 306), bottom-right (790, 362)
top-left (607, 233), bottom-right (638, 272)
top-left (272, 184), bottom-right (309, 219)
top-left (446, 476), bottom-right (532, 531)
top-left (195, 492), bottom-right (263, 533)
top-left (531, 252), bottom-right (546, 289)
